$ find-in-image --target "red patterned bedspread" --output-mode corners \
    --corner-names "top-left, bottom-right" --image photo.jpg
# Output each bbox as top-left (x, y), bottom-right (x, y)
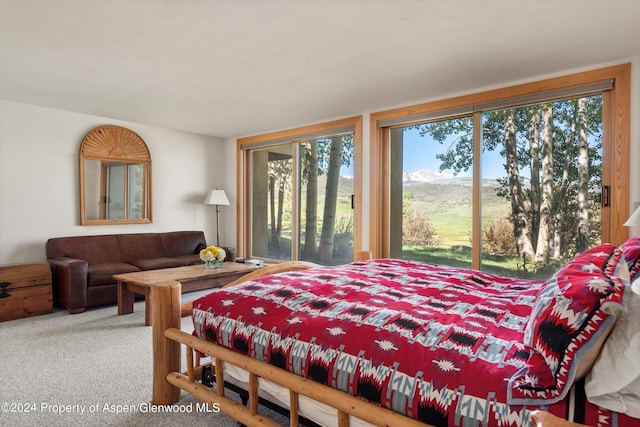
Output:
top-left (191, 259), bottom-right (637, 426)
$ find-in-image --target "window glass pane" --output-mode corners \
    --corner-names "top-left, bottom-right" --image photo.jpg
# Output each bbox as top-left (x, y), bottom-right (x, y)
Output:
top-left (127, 164), bottom-right (144, 219)
top-left (106, 165), bottom-right (125, 220)
top-left (480, 95), bottom-right (603, 279)
top-left (298, 135), bottom-right (355, 265)
top-left (391, 117), bottom-right (473, 268)
top-left (250, 145), bottom-right (293, 261)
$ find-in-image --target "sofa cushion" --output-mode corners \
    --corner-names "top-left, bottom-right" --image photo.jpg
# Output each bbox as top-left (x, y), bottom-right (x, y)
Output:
top-left (222, 246), bottom-right (237, 262)
top-left (47, 235), bottom-right (123, 264)
top-left (87, 262), bottom-right (140, 286)
top-left (129, 257), bottom-right (187, 270)
top-left (171, 254), bottom-right (203, 266)
top-left (161, 231), bottom-right (206, 258)
top-left (118, 233), bottom-right (166, 262)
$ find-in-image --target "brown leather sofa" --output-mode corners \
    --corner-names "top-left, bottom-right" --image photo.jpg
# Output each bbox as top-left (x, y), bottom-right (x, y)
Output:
top-left (46, 231), bottom-right (235, 314)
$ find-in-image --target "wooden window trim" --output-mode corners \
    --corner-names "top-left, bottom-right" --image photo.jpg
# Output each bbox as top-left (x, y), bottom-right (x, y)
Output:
top-left (369, 64), bottom-right (631, 258)
top-left (236, 116), bottom-right (363, 259)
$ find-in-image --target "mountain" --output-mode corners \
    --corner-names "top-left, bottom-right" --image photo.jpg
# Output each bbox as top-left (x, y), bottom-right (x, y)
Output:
top-left (402, 169), bottom-right (505, 188)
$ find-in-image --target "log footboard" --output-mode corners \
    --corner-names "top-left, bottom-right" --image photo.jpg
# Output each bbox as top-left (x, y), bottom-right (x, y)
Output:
top-left (151, 280), bottom-right (181, 405)
top-left (159, 326), bottom-right (429, 427)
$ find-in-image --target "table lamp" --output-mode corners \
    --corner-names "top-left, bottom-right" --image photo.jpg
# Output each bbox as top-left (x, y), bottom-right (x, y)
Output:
top-left (624, 206), bottom-right (640, 229)
top-left (204, 189), bottom-right (230, 246)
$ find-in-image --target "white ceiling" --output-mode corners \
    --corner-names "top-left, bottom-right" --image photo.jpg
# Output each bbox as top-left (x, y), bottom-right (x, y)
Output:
top-left (1, 0), bottom-right (640, 139)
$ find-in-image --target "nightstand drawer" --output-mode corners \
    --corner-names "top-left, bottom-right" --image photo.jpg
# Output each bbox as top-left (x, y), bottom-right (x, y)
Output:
top-left (0, 263), bottom-right (52, 321)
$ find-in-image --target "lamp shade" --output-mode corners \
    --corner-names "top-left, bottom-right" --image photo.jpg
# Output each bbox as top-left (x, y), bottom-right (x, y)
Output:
top-left (624, 206), bottom-right (640, 227)
top-left (204, 189), bottom-right (230, 206)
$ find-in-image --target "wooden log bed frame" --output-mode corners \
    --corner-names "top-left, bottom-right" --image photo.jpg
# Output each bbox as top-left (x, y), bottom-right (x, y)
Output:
top-left (149, 258), bottom-right (588, 427)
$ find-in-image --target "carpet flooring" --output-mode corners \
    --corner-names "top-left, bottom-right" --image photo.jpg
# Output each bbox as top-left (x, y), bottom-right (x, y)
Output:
top-left (0, 291), bottom-right (290, 426)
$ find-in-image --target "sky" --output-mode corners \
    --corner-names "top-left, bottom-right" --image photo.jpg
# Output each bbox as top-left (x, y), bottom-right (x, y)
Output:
top-left (402, 126), bottom-right (507, 180)
top-left (336, 126), bottom-right (507, 180)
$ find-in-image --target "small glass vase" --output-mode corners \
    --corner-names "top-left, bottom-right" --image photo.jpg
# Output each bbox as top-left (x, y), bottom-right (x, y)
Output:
top-left (204, 260), bottom-right (218, 270)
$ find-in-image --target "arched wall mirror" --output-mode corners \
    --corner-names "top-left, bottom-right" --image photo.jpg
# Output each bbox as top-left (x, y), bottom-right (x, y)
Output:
top-left (80, 125), bottom-right (152, 225)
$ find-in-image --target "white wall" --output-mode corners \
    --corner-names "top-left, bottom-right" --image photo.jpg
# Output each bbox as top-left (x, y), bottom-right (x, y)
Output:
top-left (221, 137), bottom-right (238, 249)
top-left (0, 100), bottom-right (225, 264)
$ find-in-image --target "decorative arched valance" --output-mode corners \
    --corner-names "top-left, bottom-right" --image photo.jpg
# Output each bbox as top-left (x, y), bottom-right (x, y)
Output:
top-left (80, 125), bottom-right (150, 161)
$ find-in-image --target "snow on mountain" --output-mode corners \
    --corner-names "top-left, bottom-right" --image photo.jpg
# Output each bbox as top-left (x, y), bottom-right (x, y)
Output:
top-left (402, 169), bottom-right (455, 182)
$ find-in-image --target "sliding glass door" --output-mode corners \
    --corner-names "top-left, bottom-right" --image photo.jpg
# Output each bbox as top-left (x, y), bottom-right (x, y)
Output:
top-left (385, 92), bottom-right (606, 279)
top-left (480, 97), bottom-right (603, 277)
top-left (247, 130), bottom-right (355, 265)
top-left (388, 119), bottom-right (473, 269)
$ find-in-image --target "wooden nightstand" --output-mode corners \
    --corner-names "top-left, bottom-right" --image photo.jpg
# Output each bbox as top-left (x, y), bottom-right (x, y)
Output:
top-left (0, 263), bottom-right (52, 321)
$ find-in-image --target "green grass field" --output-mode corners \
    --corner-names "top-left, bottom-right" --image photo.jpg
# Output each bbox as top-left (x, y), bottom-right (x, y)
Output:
top-left (406, 180), bottom-right (509, 247)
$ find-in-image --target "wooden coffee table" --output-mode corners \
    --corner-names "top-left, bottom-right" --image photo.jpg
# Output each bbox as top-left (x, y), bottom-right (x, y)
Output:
top-left (114, 262), bottom-right (260, 325)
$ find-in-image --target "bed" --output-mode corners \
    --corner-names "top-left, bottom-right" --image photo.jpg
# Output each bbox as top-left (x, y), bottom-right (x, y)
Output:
top-left (150, 242), bottom-right (640, 427)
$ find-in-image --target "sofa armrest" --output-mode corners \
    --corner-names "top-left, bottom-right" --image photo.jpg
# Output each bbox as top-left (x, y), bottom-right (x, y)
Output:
top-left (48, 257), bottom-right (88, 314)
top-left (220, 246), bottom-right (236, 262)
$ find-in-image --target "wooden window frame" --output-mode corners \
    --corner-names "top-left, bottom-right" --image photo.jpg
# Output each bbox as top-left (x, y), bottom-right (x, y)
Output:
top-left (369, 64), bottom-right (631, 262)
top-left (236, 116), bottom-right (363, 260)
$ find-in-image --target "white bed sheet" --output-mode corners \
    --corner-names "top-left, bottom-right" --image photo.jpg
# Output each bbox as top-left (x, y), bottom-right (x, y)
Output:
top-left (215, 358), bottom-right (373, 427)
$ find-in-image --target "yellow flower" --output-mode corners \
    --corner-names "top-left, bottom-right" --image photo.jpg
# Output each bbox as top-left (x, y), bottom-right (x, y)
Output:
top-left (200, 245), bottom-right (226, 261)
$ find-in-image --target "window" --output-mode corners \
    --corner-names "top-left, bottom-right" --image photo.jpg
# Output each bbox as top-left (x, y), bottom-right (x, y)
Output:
top-left (371, 64), bottom-right (630, 279)
top-left (238, 117), bottom-right (362, 265)
top-left (103, 163), bottom-right (146, 220)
